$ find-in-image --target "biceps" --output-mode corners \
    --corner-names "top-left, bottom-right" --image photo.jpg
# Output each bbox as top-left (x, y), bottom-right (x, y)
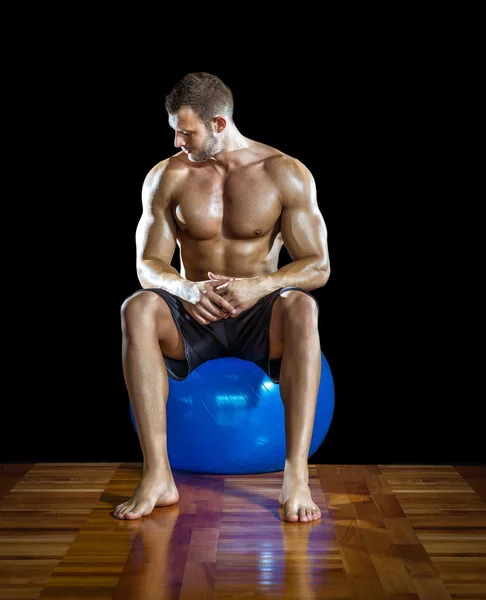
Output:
top-left (280, 206), bottom-right (329, 264)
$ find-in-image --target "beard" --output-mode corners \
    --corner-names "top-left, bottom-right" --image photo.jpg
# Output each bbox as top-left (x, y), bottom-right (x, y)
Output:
top-left (187, 130), bottom-right (222, 162)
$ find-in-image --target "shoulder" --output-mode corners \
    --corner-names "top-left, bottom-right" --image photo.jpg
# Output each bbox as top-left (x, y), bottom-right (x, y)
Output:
top-left (141, 153), bottom-right (189, 207)
top-left (249, 140), bottom-right (313, 184)
top-left (267, 153), bottom-right (312, 182)
top-left (256, 144), bottom-right (315, 206)
top-left (143, 152), bottom-right (189, 191)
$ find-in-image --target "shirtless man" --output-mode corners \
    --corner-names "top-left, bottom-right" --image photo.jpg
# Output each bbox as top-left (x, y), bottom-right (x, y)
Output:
top-left (113, 72), bottom-right (330, 523)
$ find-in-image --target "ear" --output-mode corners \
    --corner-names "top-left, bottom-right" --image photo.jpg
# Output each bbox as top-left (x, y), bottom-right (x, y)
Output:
top-left (213, 116), bottom-right (227, 133)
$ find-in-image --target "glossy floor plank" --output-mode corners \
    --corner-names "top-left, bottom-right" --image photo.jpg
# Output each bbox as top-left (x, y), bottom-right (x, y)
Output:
top-left (0, 464), bottom-right (485, 599)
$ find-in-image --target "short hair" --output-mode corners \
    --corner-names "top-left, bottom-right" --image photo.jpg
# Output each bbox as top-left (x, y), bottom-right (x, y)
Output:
top-left (165, 72), bottom-right (234, 126)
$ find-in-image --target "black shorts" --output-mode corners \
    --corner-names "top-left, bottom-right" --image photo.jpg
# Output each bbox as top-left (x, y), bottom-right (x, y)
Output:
top-left (129, 286), bottom-right (320, 384)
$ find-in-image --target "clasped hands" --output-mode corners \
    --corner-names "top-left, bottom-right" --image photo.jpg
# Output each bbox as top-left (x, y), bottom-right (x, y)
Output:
top-left (181, 271), bottom-right (266, 326)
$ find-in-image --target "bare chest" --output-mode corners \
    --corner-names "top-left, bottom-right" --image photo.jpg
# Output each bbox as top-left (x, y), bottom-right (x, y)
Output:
top-left (172, 167), bottom-right (282, 240)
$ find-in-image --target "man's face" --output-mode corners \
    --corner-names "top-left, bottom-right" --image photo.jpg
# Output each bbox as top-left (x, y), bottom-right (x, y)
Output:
top-left (168, 107), bottom-right (222, 162)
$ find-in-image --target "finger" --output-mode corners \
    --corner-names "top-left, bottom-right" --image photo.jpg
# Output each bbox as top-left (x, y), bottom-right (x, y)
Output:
top-left (201, 297), bottom-right (229, 320)
top-left (208, 293), bottom-right (237, 315)
top-left (195, 307), bottom-right (219, 323)
top-left (207, 280), bottom-right (227, 287)
top-left (194, 314), bottom-right (210, 325)
top-left (181, 300), bottom-right (216, 324)
top-left (208, 271), bottom-right (234, 281)
top-left (185, 306), bottom-right (210, 325)
top-left (216, 282), bottom-right (230, 290)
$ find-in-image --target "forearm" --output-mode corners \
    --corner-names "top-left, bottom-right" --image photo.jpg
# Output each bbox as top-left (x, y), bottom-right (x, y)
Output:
top-left (257, 258), bottom-right (329, 295)
top-left (137, 259), bottom-right (200, 303)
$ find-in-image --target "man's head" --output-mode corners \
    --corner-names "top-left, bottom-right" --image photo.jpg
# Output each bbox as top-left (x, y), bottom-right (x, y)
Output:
top-left (165, 72), bottom-right (234, 162)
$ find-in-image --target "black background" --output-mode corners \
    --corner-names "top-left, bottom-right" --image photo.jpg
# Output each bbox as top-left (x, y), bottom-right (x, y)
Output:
top-left (3, 49), bottom-right (482, 467)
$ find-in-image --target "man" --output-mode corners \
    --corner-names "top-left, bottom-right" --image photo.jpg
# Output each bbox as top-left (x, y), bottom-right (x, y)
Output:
top-left (114, 72), bottom-right (330, 523)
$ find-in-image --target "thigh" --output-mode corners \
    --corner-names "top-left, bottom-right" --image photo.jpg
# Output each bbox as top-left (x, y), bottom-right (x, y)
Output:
top-left (268, 294), bottom-right (286, 360)
top-left (123, 290), bottom-right (186, 361)
top-left (268, 289), bottom-right (317, 359)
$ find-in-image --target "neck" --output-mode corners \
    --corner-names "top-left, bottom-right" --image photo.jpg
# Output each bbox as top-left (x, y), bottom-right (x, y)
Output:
top-left (215, 125), bottom-right (249, 158)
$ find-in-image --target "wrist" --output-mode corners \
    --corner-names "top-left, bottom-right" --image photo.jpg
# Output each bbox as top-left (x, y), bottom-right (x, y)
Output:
top-left (256, 274), bottom-right (282, 296)
top-left (178, 281), bottom-right (201, 304)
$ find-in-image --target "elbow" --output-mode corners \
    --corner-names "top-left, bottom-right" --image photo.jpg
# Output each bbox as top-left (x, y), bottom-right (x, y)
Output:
top-left (136, 260), bottom-right (152, 289)
top-left (316, 262), bottom-right (330, 287)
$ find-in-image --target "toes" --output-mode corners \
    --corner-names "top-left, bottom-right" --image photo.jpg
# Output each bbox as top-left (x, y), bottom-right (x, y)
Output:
top-left (298, 509), bottom-right (308, 522)
top-left (123, 502), bottom-right (150, 519)
top-left (285, 512), bottom-right (299, 522)
top-left (284, 507), bottom-right (322, 523)
top-left (117, 505), bottom-right (135, 519)
top-left (114, 502), bottom-right (129, 517)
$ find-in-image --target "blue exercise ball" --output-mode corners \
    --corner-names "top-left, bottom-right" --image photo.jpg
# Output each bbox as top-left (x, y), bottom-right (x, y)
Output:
top-left (129, 351), bottom-right (334, 475)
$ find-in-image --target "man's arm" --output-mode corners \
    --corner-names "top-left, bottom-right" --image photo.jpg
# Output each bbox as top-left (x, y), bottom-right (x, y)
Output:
top-left (135, 160), bottom-right (200, 303)
top-left (259, 156), bottom-right (330, 294)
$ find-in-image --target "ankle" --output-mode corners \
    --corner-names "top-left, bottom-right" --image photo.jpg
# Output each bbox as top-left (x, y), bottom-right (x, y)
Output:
top-left (143, 461), bottom-right (173, 477)
top-left (283, 459), bottom-right (309, 479)
top-left (284, 458), bottom-right (309, 470)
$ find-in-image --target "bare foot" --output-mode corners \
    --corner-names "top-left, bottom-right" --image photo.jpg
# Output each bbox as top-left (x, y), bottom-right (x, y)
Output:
top-left (113, 470), bottom-right (179, 520)
top-left (279, 467), bottom-right (321, 523)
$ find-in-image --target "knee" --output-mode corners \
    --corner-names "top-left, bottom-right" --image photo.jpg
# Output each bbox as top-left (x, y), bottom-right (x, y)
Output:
top-left (120, 291), bottom-right (162, 332)
top-left (279, 290), bottom-right (319, 326)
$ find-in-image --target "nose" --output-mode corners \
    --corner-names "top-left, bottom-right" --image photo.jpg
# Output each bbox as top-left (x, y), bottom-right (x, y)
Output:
top-left (174, 132), bottom-right (185, 148)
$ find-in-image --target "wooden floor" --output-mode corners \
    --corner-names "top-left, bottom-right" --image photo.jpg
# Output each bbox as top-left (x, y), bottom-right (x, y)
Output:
top-left (0, 463), bottom-right (485, 599)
